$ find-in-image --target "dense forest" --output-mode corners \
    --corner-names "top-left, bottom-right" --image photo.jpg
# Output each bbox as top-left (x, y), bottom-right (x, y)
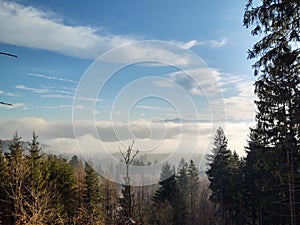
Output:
top-left (0, 132), bottom-right (214, 224)
top-left (0, 0), bottom-right (299, 224)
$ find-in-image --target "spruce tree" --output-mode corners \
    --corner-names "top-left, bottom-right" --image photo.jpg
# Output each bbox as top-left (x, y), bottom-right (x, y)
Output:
top-left (206, 127), bottom-right (227, 164)
top-left (243, 0), bottom-right (299, 77)
top-left (228, 151), bottom-right (244, 225)
top-left (69, 155), bottom-right (80, 168)
top-left (84, 162), bottom-right (103, 224)
top-left (47, 154), bottom-right (76, 223)
top-left (244, 129), bottom-right (269, 225)
top-left (152, 162), bottom-right (179, 225)
top-left (27, 132), bottom-right (45, 193)
top-left (206, 128), bottom-right (232, 225)
top-left (25, 133), bottom-right (55, 224)
top-left (176, 158), bottom-right (188, 224)
top-left (244, 1), bottom-right (300, 224)
top-left (187, 160), bottom-right (200, 225)
top-left (153, 162), bottom-right (176, 204)
top-left (6, 132), bottom-right (23, 163)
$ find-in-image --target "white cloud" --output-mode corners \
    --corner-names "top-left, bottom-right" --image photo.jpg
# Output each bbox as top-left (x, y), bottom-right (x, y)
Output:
top-left (77, 97), bottom-right (101, 102)
top-left (15, 84), bottom-right (101, 103)
top-left (0, 89), bottom-right (18, 97)
top-left (100, 42), bottom-right (196, 66)
top-left (0, 102), bottom-right (27, 110)
top-left (25, 73), bottom-right (77, 84)
top-left (178, 38), bottom-right (227, 49)
top-left (4, 92), bottom-right (17, 97)
top-left (39, 85), bottom-right (76, 92)
top-left (0, 1), bottom-right (227, 64)
top-left (180, 40), bottom-right (198, 49)
top-left (223, 121), bottom-right (254, 154)
top-left (41, 94), bottom-right (73, 99)
top-left (0, 117), bottom-right (250, 157)
top-left (235, 81), bottom-right (255, 97)
top-left (223, 81), bottom-right (256, 121)
top-left (0, 117), bottom-right (251, 186)
top-left (37, 104), bottom-right (85, 110)
top-left (198, 38), bottom-right (227, 48)
top-left (0, 117), bottom-right (73, 140)
top-left (153, 80), bottom-right (175, 88)
top-left (0, 1), bottom-right (135, 59)
top-left (136, 105), bottom-right (163, 111)
top-left (154, 67), bottom-right (255, 122)
top-left (16, 84), bottom-right (73, 95)
top-left (158, 67), bottom-right (223, 96)
top-left (40, 93), bottom-right (101, 102)
top-left (224, 96), bottom-right (255, 120)
top-left (177, 38), bottom-right (227, 49)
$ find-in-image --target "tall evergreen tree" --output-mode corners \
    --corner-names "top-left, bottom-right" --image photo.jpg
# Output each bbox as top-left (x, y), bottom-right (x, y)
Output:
top-left (152, 162), bottom-right (179, 225)
top-left (84, 162), bottom-right (103, 224)
top-left (206, 127), bottom-right (232, 225)
top-left (69, 155), bottom-right (80, 168)
top-left (206, 127), bottom-right (227, 164)
top-left (27, 132), bottom-right (45, 194)
top-left (187, 160), bottom-right (200, 225)
top-left (6, 132), bottom-right (23, 163)
top-left (227, 151), bottom-right (245, 225)
top-left (244, 129), bottom-right (270, 225)
top-left (176, 158), bottom-right (189, 224)
top-left (153, 162), bottom-right (176, 204)
top-left (244, 1), bottom-right (300, 224)
top-left (47, 154), bottom-right (77, 223)
top-left (24, 133), bottom-right (55, 224)
top-left (197, 179), bottom-right (214, 225)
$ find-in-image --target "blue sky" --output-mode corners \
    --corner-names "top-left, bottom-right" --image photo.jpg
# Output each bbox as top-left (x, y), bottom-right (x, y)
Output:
top-left (0, 0), bottom-right (257, 159)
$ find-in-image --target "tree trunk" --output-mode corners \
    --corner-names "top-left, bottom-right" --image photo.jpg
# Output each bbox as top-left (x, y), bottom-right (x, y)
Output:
top-left (288, 150), bottom-right (296, 225)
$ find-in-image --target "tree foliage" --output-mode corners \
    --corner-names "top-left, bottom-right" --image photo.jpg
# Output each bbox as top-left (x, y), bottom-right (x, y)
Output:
top-left (244, 0), bottom-right (300, 224)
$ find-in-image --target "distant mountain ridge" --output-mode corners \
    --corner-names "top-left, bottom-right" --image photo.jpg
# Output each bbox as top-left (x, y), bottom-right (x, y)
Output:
top-left (155, 117), bottom-right (253, 124)
top-left (156, 118), bottom-right (212, 123)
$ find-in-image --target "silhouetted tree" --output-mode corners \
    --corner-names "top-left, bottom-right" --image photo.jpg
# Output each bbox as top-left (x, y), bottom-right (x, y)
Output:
top-left (244, 1), bottom-right (300, 224)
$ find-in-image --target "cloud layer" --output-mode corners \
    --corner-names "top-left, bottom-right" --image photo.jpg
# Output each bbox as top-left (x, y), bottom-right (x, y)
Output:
top-left (155, 68), bottom-right (255, 121)
top-left (0, 1), bottom-right (226, 60)
top-left (25, 73), bottom-right (77, 84)
top-left (0, 1), bottom-right (135, 59)
top-left (180, 38), bottom-right (227, 49)
top-left (0, 117), bottom-right (252, 157)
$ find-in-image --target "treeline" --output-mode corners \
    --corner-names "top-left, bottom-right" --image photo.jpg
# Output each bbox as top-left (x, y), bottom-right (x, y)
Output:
top-left (206, 127), bottom-right (300, 225)
top-left (0, 132), bottom-right (115, 224)
top-left (0, 0), bottom-right (299, 224)
top-left (0, 133), bottom-right (214, 225)
top-left (150, 159), bottom-right (213, 225)
top-left (206, 0), bottom-right (300, 224)
top-left (240, 0), bottom-right (300, 224)
top-left (2, 123), bottom-right (300, 225)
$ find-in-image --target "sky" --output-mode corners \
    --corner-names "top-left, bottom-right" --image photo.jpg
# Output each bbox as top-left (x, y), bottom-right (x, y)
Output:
top-left (0, 0), bottom-right (257, 164)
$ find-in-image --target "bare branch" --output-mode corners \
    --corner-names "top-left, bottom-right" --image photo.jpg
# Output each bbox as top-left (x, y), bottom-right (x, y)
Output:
top-left (0, 51), bottom-right (17, 58)
top-left (0, 101), bottom-right (13, 106)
